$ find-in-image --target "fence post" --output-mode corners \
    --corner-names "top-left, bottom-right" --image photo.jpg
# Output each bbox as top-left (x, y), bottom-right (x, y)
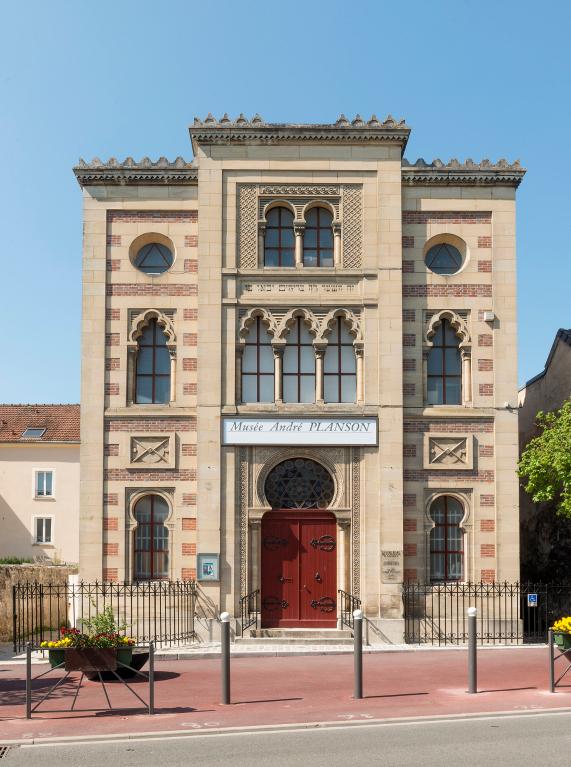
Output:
top-left (25, 642), bottom-right (32, 719)
top-left (468, 606), bottom-right (477, 694)
top-left (149, 641), bottom-right (155, 714)
top-left (549, 629), bottom-right (555, 693)
top-left (353, 608), bottom-right (363, 699)
top-left (12, 586), bottom-right (18, 653)
top-left (220, 612), bottom-right (231, 705)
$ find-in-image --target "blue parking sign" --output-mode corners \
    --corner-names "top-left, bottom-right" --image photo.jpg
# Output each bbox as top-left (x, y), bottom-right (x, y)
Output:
top-left (527, 593), bottom-right (538, 607)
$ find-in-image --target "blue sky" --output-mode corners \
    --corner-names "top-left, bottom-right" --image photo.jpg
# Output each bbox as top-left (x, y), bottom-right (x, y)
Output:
top-left (1, 0), bottom-right (569, 402)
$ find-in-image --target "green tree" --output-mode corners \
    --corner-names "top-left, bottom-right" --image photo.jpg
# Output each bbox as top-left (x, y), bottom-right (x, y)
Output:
top-left (519, 398), bottom-right (571, 518)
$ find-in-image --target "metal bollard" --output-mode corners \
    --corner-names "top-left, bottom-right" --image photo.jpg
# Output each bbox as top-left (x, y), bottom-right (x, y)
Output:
top-left (467, 606), bottom-right (477, 694)
top-left (26, 642), bottom-right (32, 719)
top-left (149, 641), bottom-right (155, 714)
top-left (549, 629), bottom-right (555, 693)
top-left (353, 609), bottom-right (363, 699)
top-left (220, 612), bottom-right (231, 705)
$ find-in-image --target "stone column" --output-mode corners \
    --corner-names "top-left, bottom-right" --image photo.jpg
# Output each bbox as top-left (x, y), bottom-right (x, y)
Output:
top-left (249, 519), bottom-right (262, 594)
top-left (315, 345), bottom-right (326, 404)
top-left (355, 345), bottom-right (365, 403)
top-left (168, 347), bottom-right (176, 403)
top-left (333, 221), bottom-right (342, 267)
top-left (338, 520), bottom-right (350, 593)
top-left (258, 221), bottom-right (266, 267)
top-left (273, 345), bottom-right (284, 403)
top-left (235, 346), bottom-right (243, 403)
top-left (126, 346), bottom-right (137, 405)
top-left (294, 222), bottom-right (305, 268)
top-left (461, 349), bottom-right (472, 405)
top-left (422, 348), bottom-right (429, 404)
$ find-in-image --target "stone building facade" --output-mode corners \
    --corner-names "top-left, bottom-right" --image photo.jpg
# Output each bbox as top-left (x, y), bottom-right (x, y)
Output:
top-left (75, 114), bottom-right (524, 640)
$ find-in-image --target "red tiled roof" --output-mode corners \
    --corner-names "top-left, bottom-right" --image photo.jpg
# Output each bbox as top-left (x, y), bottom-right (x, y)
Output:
top-left (0, 404), bottom-right (80, 443)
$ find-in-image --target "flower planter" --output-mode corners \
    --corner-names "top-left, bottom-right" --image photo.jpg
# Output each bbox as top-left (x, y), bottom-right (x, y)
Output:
top-left (554, 632), bottom-right (571, 651)
top-left (48, 647), bottom-right (133, 672)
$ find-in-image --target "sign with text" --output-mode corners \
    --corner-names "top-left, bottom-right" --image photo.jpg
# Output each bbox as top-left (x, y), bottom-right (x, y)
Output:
top-left (527, 593), bottom-right (538, 607)
top-left (381, 548), bottom-right (403, 584)
top-left (222, 417), bottom-right (378, 446)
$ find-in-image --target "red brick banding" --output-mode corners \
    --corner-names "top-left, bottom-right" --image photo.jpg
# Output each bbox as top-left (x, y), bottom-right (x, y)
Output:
top-left (182, 494), bottom-right (197, 506)
top-left (402, 309), bottom-right (416, 322)
top-left (182, 543), bottom-right (197, 556)
top-left (182, 517), bottom-right (197, 530)
top-left (108, 210), bottom-right (197, 223)
top-left (105, 383), bottom-right (119, 396)
top-left (403, 358), bottom-right (416, 371)
top-left (403, 383), bottom-right (416, 396)
top-left (403, 285), bottom-right (492, 298)
top-left (404, 519), bottom-right (417, 532)
top-left (183, 333), bottom-right (198, 346)
top-left (184, 259), bottom-right (198, 273)
top-left (103, 517), bottom-right (119, 531)
top-left (181, 444), bottom-right (197, 456)
top-left (403, 334), bottom-right (416, 347)
top-left (481, 544), bottom-right (496, 558)
top-left (104, 493), bottom-right (118, 506)
top-left (184, 308), bottom-right (198, 321)
top-left (104, 444), bottom-right (119, 456)
top-left (478, 359), bottom-right (493, 371)
top-left (480, 494), bottom-right (495, 506)
top-left (105, 358), bottom-right (120, 371)
top-left (404, 543), bottom-right (417, 557)
top-left (403, 444), bottom-right (417, 457)
top-left (403, 494), bottom-right (416, 507)
top-left (402, 235), bottom-right (415, 248)
top-left (104, 469), bottom-right (197, 481)
top-left (107, 284), bottom-right (198, 297)
top-left (478, 260), bottom-right (492, 272)
top-left (184, 235), bottom-right (198, 247)
top-left (404, 469), bottom-right (494, 482)
top-left (478, 334), bottom-right (493, 347)
top-left (403, 569), bottom-right (417, 582)
top-left (480, 519), bottom-right (495, 532)
top-left (104, 543), bottom-right (119, 556)
top-left (183, 358), bottom-right (198, 371)
top-left (402, 260), bottom-right (415, 273)
top-left (106, 234), bottom-right (122, 246)
top-left (106, 418), bottom-right (196, 432)
top-left (106, 333), bottom-right (120, 346)
top-left (181, 568), bottom-right (196, 581)
top-left (404, 420), bottom-right (494, 434)
top-left (183, 383), bottom-right (197, 395)
top-left (480, 569), bottom-right (496, 583)
top-left (478, 236), bottom-right (492, 248)
top-left (106, 308), bottom-right (120, 321)
top-left (106, 260), bottom-right (120, 271)
top-left (103, 569), bottom-right (118, 582)
top-left (479, 383), bottom-right (494, 397)
top-left (402, 211), bottom-right (491, 224)
top-left (479, 444), bottom-right (494, 457)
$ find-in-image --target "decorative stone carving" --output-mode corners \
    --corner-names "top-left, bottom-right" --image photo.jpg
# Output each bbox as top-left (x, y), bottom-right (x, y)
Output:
top-left (239, 185), bottom-right (259, 270)
top-left (238, 307), bottom-right (362, 345)
top-left (351, 451), bottom-right (361, 597)
top-left (74, 157), bottom-right (197, 186)
top-left (402, 157), bottom-right (525, 187)
top-left (342, 185), bottom-right (362, 269)
top-left (128, 435), bottom-right (175, 470)
top-left (424, 434), bottom-right (473, 470)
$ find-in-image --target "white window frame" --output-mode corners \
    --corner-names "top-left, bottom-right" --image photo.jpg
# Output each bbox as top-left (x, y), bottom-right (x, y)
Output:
top-left (33, 515), bottom-right (54, 545)
top-left (33, 469), bottom-right (55, 500)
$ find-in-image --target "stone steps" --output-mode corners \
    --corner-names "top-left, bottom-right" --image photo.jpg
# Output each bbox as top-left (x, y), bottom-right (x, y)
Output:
top-left (235, 628), bottom-right (355, 645)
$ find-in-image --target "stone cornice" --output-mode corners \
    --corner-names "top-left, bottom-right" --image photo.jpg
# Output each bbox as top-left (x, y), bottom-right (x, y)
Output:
top-left (190, 113), bottom-right (410, 151)
top-left (73, 157), bottom-right (198, 186)
top-left (402, 158), bottom-right (526, 187)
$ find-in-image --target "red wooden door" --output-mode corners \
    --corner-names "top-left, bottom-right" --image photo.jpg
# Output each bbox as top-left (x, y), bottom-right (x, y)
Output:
top-left (261, 511), bottom-right (337, 628)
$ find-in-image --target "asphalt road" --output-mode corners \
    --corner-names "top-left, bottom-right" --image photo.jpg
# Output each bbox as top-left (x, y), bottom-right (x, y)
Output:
top-left (6, 712), bottom-right (571, 767)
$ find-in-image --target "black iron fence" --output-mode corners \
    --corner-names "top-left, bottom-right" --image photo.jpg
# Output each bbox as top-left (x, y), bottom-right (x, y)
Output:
top-left (403, 582), bottom-right (571, 645)
top-left (239, 589), bottom-right (259, 637)
top-left (13, 581), bottom-right (197, 653)
top-left (338, 589), bottom-right (362, 631)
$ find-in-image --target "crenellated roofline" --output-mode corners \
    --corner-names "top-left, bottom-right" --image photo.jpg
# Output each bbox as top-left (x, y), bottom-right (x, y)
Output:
top-left (402, 157), bottom-right (526, 187)
top-left (73, 156), bottom-right (197, 187)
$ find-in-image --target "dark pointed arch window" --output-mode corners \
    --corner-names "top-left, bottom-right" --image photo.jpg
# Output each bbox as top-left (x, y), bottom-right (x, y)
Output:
top-left (304, 207), bottom-right (334, 267)
top-left (264, 207), bottom-right (295, 266)
top-left (324, 318), bottom-right (357, 402)
top-left (242, 316), bottom-right (275, 403)
top-left (283, 317), bottom-right (315, 403)
top-left (429, 496), bottom-right (464, 581)
top-left (135, 319), bottom-right (171, 404)
top-left (134, 495), bottom-right (169, 580)
top-left (427, 320), bottom-right (461, 405)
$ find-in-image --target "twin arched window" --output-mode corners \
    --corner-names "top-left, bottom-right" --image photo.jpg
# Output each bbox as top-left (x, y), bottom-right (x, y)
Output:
top-left (429, 496), bottom-right (464, 582)
top-left (133, 495), bottom-right (169, 580)
top-left (264, 206), bottom-right (334, 267)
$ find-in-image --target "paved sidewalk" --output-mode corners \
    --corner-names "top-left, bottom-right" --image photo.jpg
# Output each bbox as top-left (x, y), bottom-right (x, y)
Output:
top-left (0, 647), bottom-right (569, 744)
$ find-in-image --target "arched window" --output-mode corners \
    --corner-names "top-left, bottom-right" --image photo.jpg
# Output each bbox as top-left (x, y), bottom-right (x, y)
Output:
top-left (242, 317), bottom-right (274, 403)
top-left (134, 495), bottom-right (169, 580)
top-left (303, 208), bottom-right (334, 267)
top-left (283, 317), bottom-right (315, 403)
top-left (427, 320), bottom-right (461, 405)
top-left (324, 318), bottom-right (357, 402)
top-left (265, 458), bottom-right (334, 509)
top-left (425, 243), bottom-right (463, 275)
top-left (429, 496), bottom-right (464, 582)
top-left (135, 319), bottom-right (171, 404)
top-left (264, 207), bottom-right (295, 267)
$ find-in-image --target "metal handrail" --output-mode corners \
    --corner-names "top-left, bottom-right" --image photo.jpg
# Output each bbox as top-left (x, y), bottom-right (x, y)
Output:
top-left (239, 589), bottom-right (260, 636)
top-left (338, 589), bottom-right (362, 631)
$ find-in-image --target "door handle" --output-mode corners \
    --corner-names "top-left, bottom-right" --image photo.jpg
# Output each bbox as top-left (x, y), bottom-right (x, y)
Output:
top-left (278, 576), bottom-right (293, 583)
top-left (315, 572), bottom-right (322, 582)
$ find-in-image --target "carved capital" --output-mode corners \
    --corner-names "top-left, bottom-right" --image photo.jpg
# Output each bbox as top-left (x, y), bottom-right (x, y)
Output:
top-left (293, 221), bottom-right (306, 237)
top-left (257, 220), bottom-right (267, 236)
top-left (332, 220), bottom-right (342, 235)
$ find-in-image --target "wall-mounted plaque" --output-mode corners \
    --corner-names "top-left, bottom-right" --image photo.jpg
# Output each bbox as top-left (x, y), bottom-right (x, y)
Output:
top-left (222, 417), bottom-right (378, 446)
top-left (381, 548), bottom-right (403, 584)
top-left (197, 553), bottom-right (220, 582)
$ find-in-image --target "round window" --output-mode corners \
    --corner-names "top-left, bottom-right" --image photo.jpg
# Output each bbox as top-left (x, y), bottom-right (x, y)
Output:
top-left (425, 243), bottom-right (463, 275)
top-left (134, 243), bottom-right (174, 275)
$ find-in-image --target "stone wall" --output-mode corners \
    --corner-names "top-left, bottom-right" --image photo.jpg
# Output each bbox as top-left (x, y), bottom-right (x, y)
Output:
top-left (0, 564), bottom-right (78, 642)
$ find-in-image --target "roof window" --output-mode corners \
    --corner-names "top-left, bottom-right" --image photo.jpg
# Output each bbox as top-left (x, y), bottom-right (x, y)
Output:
top-left (21, 427), bottom-right (46, 439)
